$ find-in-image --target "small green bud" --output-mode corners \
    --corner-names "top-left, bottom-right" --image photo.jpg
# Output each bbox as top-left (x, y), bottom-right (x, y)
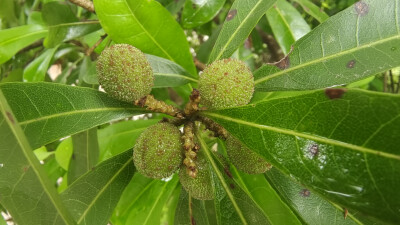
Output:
top-left (97, 44), bottom-right (154, 103)
top-left (179, 150), bottom-right (214, 200)
top-left (133, 123), bottom-right (183, 179)
top-left (198, 58), bottom-right (254, 109)
top-left (226, 134), bottom-right (270, 174)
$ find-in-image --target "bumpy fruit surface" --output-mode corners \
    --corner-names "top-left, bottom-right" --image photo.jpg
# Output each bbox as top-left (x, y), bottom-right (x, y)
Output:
top-left (97, 44), bottom-right (154, 103)
top-left (198, 58), bottom-right (254, 109)
top-left (133, 123), bottom-right (183, 179)
top-left (226, 134), bottom-right (269, 174)
top-left (179, 151), bottom-right (214, 200)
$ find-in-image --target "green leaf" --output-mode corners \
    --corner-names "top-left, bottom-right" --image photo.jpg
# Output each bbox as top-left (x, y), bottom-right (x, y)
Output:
top-left (80, 56), bottom-right (98, 85)
top-left (255, 0), bottom-right (400, 91)
top-left (23, 46), bottom-right (59, 82)
top-left (181, 0), bottom-right (226, 29)
top-left (174, 188), bottom-right (213, 225)
top-left (42, 2), bottom-right (101, 48)
top-left (208, 0), bottom-right (276, 62)
top-left (0, 25), bottom-right (48, 65)
top-left (55, 137), bottom-right (73, 171)
top-left (203, 89), bottom-right (400, 223)
top-left (266, 0), bottom-right (311, 54)
top-left (265, 167), bottom-right (365, 225)
top-left (98, 119), bottom-right (160, 161)
top-left (34, 146), bottom-right (54, 161)
top-left (94, 0), bottom-right (197, 76)
top-left (61, 149), bottom-right (135, 225)
top-left (217, 140), bottom-right (302, 225)
top-left (0, 82), bottom-right (145, 149)
top-left (147, 54), bottom-right (198, 88)
top-left (68, 128), bottom-right (99, 184)
top-left (0, 89), bottom-right (75, 225)
top-left (292, 0), bottom-right (329, 23)
top-left (197, 134), bottom-right (269, 225)
top-left (111, 173), bottom-right (179, 225)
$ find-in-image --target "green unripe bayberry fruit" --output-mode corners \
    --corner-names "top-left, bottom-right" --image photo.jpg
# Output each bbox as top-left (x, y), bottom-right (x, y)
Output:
top-left (133, 123), bottom-right (183, 179)
top-left (179, 151), bottom-right (214, 200)
top-left (226, 134), bottom-right (270, 174)
top-left (198, 58), bottom-right (254, 109)
top-left (97, 44), bottom-right (154, 103)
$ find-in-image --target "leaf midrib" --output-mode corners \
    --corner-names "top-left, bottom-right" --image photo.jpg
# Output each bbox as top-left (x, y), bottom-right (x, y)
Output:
top-left (18, 107), bottom-right (142, 125)
top-left (0, 29), bottom-right (48, 47)
top-left (254, 34), bottom-right (400, 85)
top-left (48, 21), bottom-right (100, 29)
top-left (76, 157), bottom-right (132, 224)
top-left (211, 0), bottom-right (264, 61)
top-left (203, 112), bottom-right (400, 160)
top-left (0, 94), bottom-right (74, 225)
top-left (123, 0), bottom-right (174, 61)
top-left (197, 134), bottom-right (248, 225)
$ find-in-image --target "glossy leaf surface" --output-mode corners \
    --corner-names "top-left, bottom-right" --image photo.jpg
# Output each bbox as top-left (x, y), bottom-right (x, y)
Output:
top-left (203, 89), bottom-right (400, 223)
top-left (209, 0), bottom-right (276, 62)
top-left (197, 134), bottom-right (270, 225)
top-left (266, 0), bottom-right (310, 54)
top-left (0, 82), bottom-right (145, 149)
top-left (61, 149), bottom-right (135, 225)
top-left (0, 25), bottom-right (48, 64)
top-left (94, 0), bottom-right (197, 75)
top-left (181, 0), bottom-right (226, 28)
top-left (111, 173), bottom-right (179, 225)
top-left (0, 90), bottom-right (75, 225)
top-left (255, 0), bottom-right (400, 91)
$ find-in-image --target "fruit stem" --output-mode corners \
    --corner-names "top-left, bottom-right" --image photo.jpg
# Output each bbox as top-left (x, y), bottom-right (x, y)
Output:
top-left (135, 95), bottom-right (184, 119)
top-left (184, 89), bottom-right (201, 116)
top-left (182, 122), bottom-right (198, 178)
top-left (68, 0), bottom-right (95, 12)
top-left (196, 116), bottom-right (228, 140)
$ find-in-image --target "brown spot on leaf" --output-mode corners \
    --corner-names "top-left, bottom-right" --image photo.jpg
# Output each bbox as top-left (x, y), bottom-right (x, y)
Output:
top-left (23, 166), bottom-right (29, 172)
top-left (268, 46), bottom-right (293, 70)
top-left (325, 88), bottom-right (347, 99)
top-left (226, 9), bottom-right (237, 21)
top-left (355, 1), bottom-right (369, 16)
top-left (300, 189), bottom-right (310, 197)
top-left (347, 60), bottom-right (356, 68)
top-left (6, 112), bottom-right (15, 124)
top-left (224, 167), bottom-right (233, 179)
top-left (309, 144), bottom-right (319, 157)
top-left (191, 216), bottom-right (196, 225)
top-left (230, 183), bottom-right (235, 189)
top-left (192, 3), bottom-right (197, 9)
top-left (344, 208), bottom-right (348, 219)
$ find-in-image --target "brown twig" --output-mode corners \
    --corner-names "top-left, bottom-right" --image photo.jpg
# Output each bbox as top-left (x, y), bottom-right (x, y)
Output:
top-left (135, 95), bottom-right (184, 118)
top-left (255, 26), bottom-right (283, 62)
top-left (194, 58), bottom-right (206, 71)
top-left (197, 116), bottom-right (228, 140)
top-left (182, 122), bottom-right (198, 178)
top-left (68, 0), bottom-right (95, 13)
top-left (17, 40), bottom-right (43, 54)
top-left (86, 34), bottom-right (108, 56)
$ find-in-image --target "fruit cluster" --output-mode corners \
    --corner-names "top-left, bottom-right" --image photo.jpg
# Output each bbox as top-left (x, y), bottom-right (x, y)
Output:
top-left (97, 44), bottom-right (270, 200)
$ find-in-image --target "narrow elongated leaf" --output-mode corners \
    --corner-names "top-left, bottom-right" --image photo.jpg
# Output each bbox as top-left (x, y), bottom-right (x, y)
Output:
top-left (208, 0), bottom-right (276, 62)
top-left (61, 149), bottom-right (135, 225)
top-left (94, 0), bottom-right (197, 75)
top-left (0, 25), bottom-right (48, 64)
top-left (68, 128), bottom-right (99, 184)
top-left (203, 89), bottom-right (400, 223)
top-left (0, 82), bottom-right (145, 149)
top-left (292, 0), bottom-right (329, 23)
top-left (255, 0), bottom-right (400, 91)
top-left (265, 167), bottom-right (369, 225)
top-left (98, 119), bottom-right (160, 161)
top-left (217, 140), bottom-right (302, 225)
top-left (146, 54), bottom-right (198, 88)
top-left (266, 0), bottom-right (310, 54)
top-left (174, 188), bottom-right (213, 225)
top-left (197, 134), bottom-right (269, 225)
top-left (23, 47), bottom-right (59, 82)
top-left (0, 90), bottom-right (75, 225)
top-left (42, 2), bottom-right (101, 47)
top-left (181, 0), bottom-right (226, 28)
top-left (111, 173), bottom-right (179, 225)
